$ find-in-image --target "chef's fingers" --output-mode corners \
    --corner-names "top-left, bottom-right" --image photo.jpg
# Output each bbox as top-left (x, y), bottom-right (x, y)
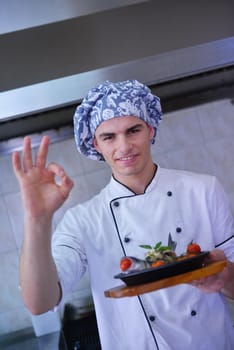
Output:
top-left (190, 272), bottom-right (225, 292)
top-left (47, 162), bottom-right (74, 199)
top-left (60, 172), bottom-right (74, 200)
top-left (12, 150), bottom-right (23, 179)
top-left (22, 136), bottom-right (33, 171)
top-left (190, 277), bottom-right (206, 286)
top-left (35, 135), bottom-right (50, 169)
top-left (208, 249), bottom-right (226, 261)
top-left (12, 137), bottom-right (32, 177)
top-left (47, 162), bottom-right (65, 180)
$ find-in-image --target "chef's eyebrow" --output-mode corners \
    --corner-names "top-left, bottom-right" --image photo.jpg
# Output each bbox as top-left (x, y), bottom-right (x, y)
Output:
top-left (97, 123), bottom-right (144, 139)
top-left (127, 123), bottom-right (144, 131)
top-left (97, 131), bottom-right (114, 139)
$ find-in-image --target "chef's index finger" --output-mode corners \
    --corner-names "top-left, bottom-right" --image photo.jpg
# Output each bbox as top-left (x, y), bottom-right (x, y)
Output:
top-left (35, 135), bottom-right (50, 169)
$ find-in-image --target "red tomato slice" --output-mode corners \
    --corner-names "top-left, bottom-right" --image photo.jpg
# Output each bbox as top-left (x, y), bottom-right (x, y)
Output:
top-left (120, 258), bottom-right (132, 271)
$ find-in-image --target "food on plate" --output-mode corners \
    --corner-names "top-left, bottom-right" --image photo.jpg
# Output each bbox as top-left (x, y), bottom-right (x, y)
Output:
top-left (120, 256), bottom-right (150, 272)
top-left (186, 241), bottom-right (201, 254)
top-left (119, 241), bottom-right (202, 273)
top-left (140, 241), bottom-right (177, 264)
top-left (151, 260), bottom-right (165, 268)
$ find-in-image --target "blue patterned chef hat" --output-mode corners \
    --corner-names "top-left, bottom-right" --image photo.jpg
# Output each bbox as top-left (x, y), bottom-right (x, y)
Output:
top-left (73, 79), bottom-right (162, 161)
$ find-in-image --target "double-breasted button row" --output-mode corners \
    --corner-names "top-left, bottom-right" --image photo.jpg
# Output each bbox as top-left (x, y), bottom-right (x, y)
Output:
top-left (112, 201), bottom-right (131, 242)
top-left (149, 311), bottom-right (196, 322)
top-left (166, 191), bottom-right (183, 234)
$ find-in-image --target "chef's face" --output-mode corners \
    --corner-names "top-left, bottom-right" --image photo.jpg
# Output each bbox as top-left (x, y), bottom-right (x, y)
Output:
top-left (93, 116), bottom-right (155, 182)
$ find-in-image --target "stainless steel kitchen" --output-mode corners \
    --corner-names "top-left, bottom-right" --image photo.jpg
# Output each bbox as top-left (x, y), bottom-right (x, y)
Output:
top-left (0, 1), bottom-right (234, 349)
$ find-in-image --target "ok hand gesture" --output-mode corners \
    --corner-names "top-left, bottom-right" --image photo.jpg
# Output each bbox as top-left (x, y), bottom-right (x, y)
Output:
top-left (12, 135), bottom-right (74, 220)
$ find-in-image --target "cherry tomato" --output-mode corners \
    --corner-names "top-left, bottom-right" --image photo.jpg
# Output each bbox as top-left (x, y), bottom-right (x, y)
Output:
top-left (187, 242), bottom-right (201, 254)
top-left (120, 258), bottom-right (132, 271)
top-left (151, 260), bottom-right (165, 268)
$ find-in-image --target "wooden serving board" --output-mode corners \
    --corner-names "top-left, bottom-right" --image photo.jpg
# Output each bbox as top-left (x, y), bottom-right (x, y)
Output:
top-left (104, 260), bottom-right (227, 298)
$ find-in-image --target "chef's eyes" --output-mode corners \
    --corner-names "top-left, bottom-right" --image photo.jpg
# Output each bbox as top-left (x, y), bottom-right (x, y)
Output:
top-left (128, 128), bottom-right (141, 134)
top-left (100, 127), bottom-right (141, 141)
top-left (102, 135), bottom-right (114, 141)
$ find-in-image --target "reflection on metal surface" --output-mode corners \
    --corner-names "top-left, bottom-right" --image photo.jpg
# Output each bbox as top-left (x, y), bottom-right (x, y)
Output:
top-left (0, 126), bottom-right (74, 155)
top-left (1, 37), bottom-right (234, 122)
top-left (1, 0), bottom-right (148, 34)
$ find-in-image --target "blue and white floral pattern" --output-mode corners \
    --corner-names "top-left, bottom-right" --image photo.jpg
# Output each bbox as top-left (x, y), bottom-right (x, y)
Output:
top-left (73, 80), bottom-right (163, 161)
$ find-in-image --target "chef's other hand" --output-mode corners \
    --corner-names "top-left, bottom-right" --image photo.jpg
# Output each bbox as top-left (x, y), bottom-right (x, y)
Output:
top-left (190, 249), bottom-right (231, 294)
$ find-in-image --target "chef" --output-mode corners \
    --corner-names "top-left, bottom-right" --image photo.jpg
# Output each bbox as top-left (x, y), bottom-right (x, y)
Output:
top-left (12, 80), bottom-right (234, 349)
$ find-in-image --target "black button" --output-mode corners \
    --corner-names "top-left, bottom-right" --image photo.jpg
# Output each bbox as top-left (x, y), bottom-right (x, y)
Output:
top-left (113, 201), bottom-right (119, 207)
top-left (191, 310), bottom-right (197, 316)
top-left (167, 191), bottom-right (172, 197)
top-left (176, 227), bottom-right (182, 233)
top-left (124, 237), bottom-right (130, 243)
top-left (149, 315), bottom-right (155, 322)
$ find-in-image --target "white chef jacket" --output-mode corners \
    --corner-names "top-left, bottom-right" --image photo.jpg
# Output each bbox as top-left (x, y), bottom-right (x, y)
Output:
top-left (52, 166), bottom-right (234, 350)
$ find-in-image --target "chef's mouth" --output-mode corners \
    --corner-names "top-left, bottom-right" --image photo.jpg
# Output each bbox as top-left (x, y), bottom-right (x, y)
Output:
top-left (116, 153), bottom-right (138, 162)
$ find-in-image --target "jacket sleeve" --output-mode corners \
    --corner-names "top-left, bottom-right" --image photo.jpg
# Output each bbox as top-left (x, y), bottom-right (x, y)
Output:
top-left (210, 177), bottom-right (234, 261)
top-left (51, 208), bottom-right (88, 299)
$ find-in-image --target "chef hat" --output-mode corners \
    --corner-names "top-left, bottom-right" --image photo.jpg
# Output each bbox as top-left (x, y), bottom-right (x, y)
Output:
top-left (73, 79), bottom-right (162, 161)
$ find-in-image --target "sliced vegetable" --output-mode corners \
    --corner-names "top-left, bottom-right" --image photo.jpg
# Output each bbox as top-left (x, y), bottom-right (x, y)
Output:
top-left (187, 242), bottom-right (201, 254)
top-left (151, 260), bottom-right (165, 268)
top-left (119, 257), bottom-right (150, 273)
top-left (120, 258), bottom-right (132, 271)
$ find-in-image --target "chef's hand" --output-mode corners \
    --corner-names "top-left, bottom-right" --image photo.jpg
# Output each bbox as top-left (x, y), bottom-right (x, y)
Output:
top-left (12, 135), bottom-right (74, 219)
top-left (190, 249), bottom-right (234, 298)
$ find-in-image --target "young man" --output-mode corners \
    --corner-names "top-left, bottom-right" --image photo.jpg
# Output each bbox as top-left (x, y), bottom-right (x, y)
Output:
top-left (12, 80), bottom-right (234, 349)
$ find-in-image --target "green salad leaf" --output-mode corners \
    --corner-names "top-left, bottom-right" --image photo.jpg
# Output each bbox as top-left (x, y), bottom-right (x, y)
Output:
top-left (139, 241), bottom-right (171, 252)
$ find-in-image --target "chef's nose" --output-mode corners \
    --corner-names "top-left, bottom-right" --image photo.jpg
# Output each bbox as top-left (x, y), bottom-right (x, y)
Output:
top-left (118, 135), bottom-right (132, 152)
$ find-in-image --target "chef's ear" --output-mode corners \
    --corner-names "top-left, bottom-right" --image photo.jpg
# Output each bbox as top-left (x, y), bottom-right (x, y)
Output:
top-left (93, 137), bottom-right (102, 154)
top-left (149, 125), bottom-right (155, 141)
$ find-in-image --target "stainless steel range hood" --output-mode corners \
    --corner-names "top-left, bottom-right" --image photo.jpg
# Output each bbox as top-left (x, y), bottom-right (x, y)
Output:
top-left (1, 37), bottom-right (234, 118)
top-left (0, 0), bottom-right (234, 148)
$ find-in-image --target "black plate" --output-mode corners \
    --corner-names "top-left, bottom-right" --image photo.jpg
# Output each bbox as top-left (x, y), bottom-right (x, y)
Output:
top-left (114, 251), bottom-right (209, 286)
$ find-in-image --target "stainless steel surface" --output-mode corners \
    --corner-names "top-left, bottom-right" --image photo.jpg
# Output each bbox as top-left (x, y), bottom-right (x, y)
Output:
top-left (1, 37), bottom-right (234, 122)
top-left (1, 0), bottom-right (148, 34)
